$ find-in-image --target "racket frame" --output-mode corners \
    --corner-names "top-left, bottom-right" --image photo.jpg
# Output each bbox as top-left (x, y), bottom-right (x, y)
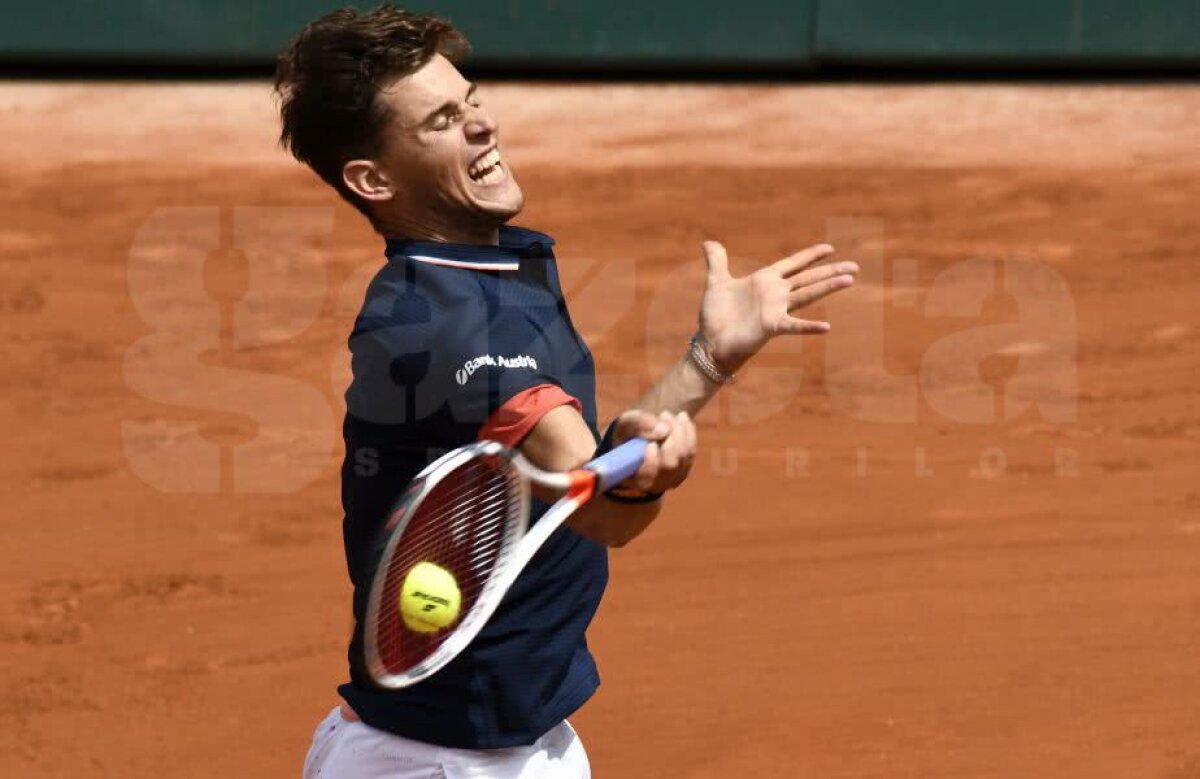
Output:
top-left (363, 441), bottom-right (529, 689)
top-left (363, 437), bottom-right (646, 689)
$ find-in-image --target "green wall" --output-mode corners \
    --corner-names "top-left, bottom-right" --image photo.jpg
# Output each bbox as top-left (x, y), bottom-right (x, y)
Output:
top-left (816, 0), bottom-right (1200, 65)
top-left (0, 1), bottom-right (324, 59)
top-left (0, 0), bottom-right (817, 67)
top-left (0, 1), bottom-right (1196, 68)
top-left (406, 1), bottom-right (817, 66)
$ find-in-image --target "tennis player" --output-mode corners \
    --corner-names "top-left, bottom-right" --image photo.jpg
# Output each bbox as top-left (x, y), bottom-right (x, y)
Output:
top-left (275, 6), bottom-right (858, 777)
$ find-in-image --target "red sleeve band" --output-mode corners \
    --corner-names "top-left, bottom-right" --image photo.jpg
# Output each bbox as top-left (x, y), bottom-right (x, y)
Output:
top-left (478, 383), bottom-right (583, 448)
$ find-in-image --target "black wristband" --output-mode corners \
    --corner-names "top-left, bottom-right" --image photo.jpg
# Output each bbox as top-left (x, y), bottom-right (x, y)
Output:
top-left (602, 488), bottom-right (664, 505)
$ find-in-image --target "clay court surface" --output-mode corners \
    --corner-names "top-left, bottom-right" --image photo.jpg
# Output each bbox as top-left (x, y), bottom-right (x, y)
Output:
top-left (2, 81), bottom-right (1199, 777)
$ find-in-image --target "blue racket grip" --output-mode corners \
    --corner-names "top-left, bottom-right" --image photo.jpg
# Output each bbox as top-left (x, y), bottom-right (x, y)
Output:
top-left (588, 438), bottom-right (648, 492)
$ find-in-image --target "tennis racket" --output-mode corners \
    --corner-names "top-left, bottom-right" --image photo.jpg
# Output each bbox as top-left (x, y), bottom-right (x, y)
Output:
top-left (363, 437), bottom-right (648, 689)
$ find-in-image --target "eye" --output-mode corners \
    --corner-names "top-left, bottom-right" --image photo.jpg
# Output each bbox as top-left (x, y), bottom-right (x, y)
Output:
top-left (431, 109), bottom-right (459, 131)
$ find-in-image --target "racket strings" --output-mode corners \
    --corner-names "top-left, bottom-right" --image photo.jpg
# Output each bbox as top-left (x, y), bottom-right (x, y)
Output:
top-left (391, 477), bottom-right (512, 553)
top-left (375, 455), bottom-right (522, 674)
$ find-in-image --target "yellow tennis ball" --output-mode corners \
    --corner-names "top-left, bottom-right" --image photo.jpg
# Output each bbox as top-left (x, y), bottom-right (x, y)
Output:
top-left (399, 562), bottom-right (461, 633)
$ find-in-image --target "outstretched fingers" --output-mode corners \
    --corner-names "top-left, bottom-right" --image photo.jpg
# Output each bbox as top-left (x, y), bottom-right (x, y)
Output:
top-left (788, 261), bottom-right (860, 290)
top-left (787, 273), bottom-right (856, 310)
top-left (777, 317), bottom-right (832, 335)
top-left (770, 244), bottom-right (836, 277)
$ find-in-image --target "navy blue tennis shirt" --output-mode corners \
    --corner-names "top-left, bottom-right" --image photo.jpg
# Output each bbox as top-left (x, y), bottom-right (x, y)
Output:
top-left (338, 226), bottom-right (609, 749)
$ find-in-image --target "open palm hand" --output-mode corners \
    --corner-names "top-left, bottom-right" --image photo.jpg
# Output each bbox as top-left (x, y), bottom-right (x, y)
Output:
top-left (698, 241), bottom-right (858, 372)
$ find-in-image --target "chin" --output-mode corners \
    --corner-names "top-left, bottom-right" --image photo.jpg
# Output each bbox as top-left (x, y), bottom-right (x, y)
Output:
top-left (473, 185), bottom-right (525, 224)
top-left (494, 192), bottom-right (525, 221)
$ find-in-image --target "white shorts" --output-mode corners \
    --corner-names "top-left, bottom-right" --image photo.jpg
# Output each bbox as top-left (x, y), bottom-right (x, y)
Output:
top-left (302, 706), bottom-right (591, 779)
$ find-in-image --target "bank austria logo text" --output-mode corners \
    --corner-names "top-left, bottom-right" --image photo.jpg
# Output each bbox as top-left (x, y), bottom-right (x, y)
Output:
top-left (455, 354), bottom-right (539, 386)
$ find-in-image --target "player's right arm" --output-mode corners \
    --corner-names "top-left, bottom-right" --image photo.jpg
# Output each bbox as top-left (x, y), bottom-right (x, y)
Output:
top-left (519, 405), bottom-right (695, 547)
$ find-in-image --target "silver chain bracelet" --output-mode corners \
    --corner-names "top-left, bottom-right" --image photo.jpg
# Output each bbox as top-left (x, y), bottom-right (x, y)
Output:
top-left (688, 334), bottom-right (736, 385)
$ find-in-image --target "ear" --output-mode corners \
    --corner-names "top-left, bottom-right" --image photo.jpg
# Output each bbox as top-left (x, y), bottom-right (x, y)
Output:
top-left (342, 159), bottom-right (395, 203)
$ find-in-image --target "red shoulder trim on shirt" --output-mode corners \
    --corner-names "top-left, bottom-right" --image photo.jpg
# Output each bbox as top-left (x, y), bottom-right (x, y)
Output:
top-left (478, 384), bottom-right (583, 448)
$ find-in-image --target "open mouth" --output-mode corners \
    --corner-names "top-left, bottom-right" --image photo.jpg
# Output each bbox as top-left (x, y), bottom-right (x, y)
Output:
top-left (467, 147), bottom-right (506, 186)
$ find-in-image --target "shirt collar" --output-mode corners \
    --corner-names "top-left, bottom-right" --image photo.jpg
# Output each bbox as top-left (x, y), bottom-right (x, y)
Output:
top-left (384, 226), bottom-right (555, 272)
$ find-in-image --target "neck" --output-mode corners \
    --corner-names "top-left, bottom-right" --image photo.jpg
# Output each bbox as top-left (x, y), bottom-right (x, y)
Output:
top-left (375, 209), bottom-right (501, 247)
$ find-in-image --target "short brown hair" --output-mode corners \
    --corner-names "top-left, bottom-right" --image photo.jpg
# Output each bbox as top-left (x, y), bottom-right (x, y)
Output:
top-left (274, 5), bottom-right (468, 219)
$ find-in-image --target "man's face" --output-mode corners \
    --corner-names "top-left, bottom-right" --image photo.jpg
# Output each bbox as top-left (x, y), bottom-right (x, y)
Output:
top-left (373, 54), bottom-right (523, 237)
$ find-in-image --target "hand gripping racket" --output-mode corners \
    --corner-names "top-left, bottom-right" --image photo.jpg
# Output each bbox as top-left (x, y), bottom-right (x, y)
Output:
top-left (363, 437), bottom-right (647, 689)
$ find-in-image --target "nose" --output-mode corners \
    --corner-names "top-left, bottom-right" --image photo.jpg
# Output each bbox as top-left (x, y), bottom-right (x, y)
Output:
top-left (464, 105), bottom-right (497, 141)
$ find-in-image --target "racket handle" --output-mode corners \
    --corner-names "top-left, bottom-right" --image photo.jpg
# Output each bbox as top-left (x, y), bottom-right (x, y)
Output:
top-left (588, 438), bottom-right (648, 492)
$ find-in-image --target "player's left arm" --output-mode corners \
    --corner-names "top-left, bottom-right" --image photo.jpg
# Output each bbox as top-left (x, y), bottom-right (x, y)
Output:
top-left (636, 241), bottom-right (859, 416)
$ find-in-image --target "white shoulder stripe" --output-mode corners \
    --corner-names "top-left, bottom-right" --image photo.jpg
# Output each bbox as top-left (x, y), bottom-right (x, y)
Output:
top-left (408, 255), bottom-right (519, 271)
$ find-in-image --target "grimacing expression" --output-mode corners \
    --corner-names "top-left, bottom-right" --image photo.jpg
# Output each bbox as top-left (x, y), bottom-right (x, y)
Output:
top-left (374, 54), bottom-right (524, 231)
